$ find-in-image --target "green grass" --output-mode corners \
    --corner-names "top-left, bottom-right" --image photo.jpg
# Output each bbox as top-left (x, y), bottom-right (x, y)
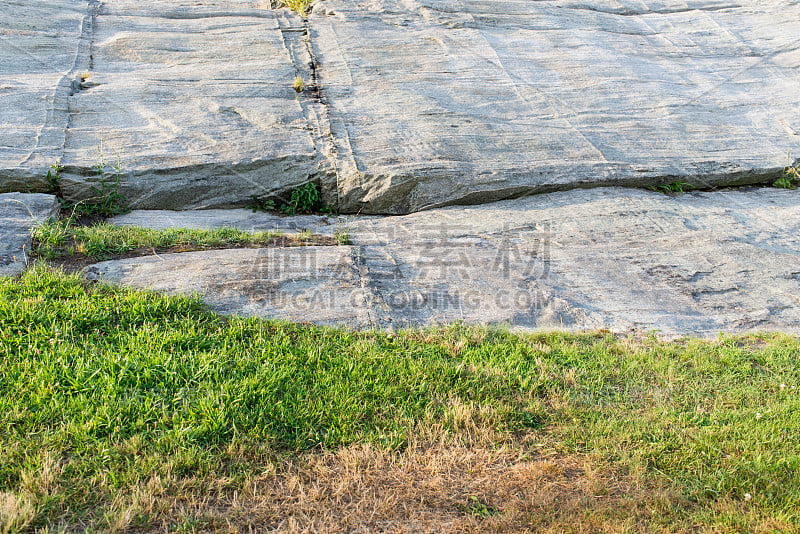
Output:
top-left (30, 220), bottom-right (326, 260)
top-left (651, 181), bottom-right (693, 195)
top-left (774, 164), bottom-right (800, 189)
top-left (280, 0), bottom-right (312, 18)
top-left (1, 267), bottom-right (799, 531)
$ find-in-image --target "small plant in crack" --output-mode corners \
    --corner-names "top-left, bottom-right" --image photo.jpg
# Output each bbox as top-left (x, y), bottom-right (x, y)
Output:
top-left (249, 184), bottom-right (327, 216)
top-left (249, 196), bottom-right (276, 213)
top-left (57, 143), bottom-right (128, 219)
top-left (281, 182), bottom-right (322, 215)
top-left (651, 181), bottom-right (692, 195)
top-left (45, 161), bottom-right (63, 196)
top-left (334, 216), bottom-right (353, 245)
top-left (293, 75), bottom-right (305, 94)
top-left (82, 145), bottom-right (128, 217)
top-left (297, 228), bottom-right (313, 242)
top-left (280, 0), bottom-right (312, 18)
top-left (774, 163), bottom-right (800, 189)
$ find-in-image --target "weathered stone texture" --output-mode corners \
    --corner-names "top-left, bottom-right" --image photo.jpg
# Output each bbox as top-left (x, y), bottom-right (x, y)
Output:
top-left (311, 0), bottom-right (800, 213)
top-left (84, 247), bottom-right (375, 327)
top-left (0, 193), bottom-right (60, 276)
top-left (2, 1), bottom-right (324, 209)
top-left (3, 0), bottom-right (800, 212)
top-left (94, 187), bottom-right (800, 336)
top-left (0, 0), bottom-right (86, 190)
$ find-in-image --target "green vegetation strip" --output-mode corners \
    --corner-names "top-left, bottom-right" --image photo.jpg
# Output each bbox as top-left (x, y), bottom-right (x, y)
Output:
top-left (32, 220), bottom-right (326, 260)
top-left (1, 267), bottom-right (799, 531)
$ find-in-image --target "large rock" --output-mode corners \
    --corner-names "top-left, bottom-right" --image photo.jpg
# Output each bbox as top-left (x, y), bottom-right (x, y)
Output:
top-left (2, 0), bottom-right (328, 209)
top-left (0, 0), bottom-right (86, 191)
top-left (311, 0), bottom-right (800, 213)
top-left (91, 187), bottom-right (800, 336)
top-left (59, 0), bottom-right (330, 209)
top-left (84, 247), bottom-right (375, 327)
top-left (0, 193), bottom-right (60, 277)
top-left (2, 0), bottom-right (800, 212)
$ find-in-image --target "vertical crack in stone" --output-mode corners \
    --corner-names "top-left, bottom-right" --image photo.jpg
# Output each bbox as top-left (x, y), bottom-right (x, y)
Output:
top-left (58, 0), bottom-right (100, 162)
top-left (16, 1), bottom-right (96, 171)
top-left (350, 244), bottom-right (399, 330)
top-left (276, 11), bottom-right (341, 209)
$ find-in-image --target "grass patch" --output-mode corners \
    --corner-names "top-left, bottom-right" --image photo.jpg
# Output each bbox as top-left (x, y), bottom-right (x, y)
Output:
top-left (1, 267), bottom-right (799, 531)
top-left (293, 75), bottom-right (304, 94)
top-left (774, 163), bottom-right (800, 189)
top-left (30, 220), bottom-right (336, 270)
top-left (650, 181), bottom-right (693, 195)
top-left (279, 0), bottom-right (312, 18)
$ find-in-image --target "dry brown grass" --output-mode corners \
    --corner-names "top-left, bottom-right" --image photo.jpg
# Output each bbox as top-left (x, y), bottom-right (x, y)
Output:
top-left (232, 444), bottom-right (672, 534)
top-left (84, 428), bottom-right (689, 534)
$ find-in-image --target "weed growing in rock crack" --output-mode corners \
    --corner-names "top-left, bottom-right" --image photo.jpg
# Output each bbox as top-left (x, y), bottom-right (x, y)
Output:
top-left (293, 75), bottom-right (305, 93)
top-left (80, 147), bottom-right (127, 217)
top-left (280, 0), bottom-right (311, 18)
top-left (334, 217), bottom-right (353, 245)
top-left (45, 162), bottom-right (63, 195)
top-left (320, 203), bottom-right (338, 216)
top-left (282, 182), bottom-right (322, 215)
top-left (47, 147), bottom-right (128, 219)
top-left (297, 229), bottom-right (313, 242)
top-left (774, 164), bottom-right (800, 189)
top-left (651, 181), bottom-right (692, 195)
top-left (250, 196), bottom-right (276, 213)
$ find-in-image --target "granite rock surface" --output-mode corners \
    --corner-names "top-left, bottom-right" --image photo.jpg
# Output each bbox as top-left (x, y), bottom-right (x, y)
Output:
top-left (0, 193), bottom-right (60, 276)
top-left (2, 0), bottom-right (799, 212)
top-left (311, 0), bottom-right (800, 212)
top-left (90, 187), bottom-right (800, 336)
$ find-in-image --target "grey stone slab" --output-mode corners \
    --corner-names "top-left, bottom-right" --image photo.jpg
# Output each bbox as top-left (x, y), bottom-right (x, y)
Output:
top-left (0, 0), bottom-right (87, 190)
top-left (109, 209), bottom-right (345, 235)
top-left (349, 187), bottom-right (800, 334)
top-left (85, 187), bottom-right (800, 336)
top-left (0, 193), bottom-right (60, 276)
top-left (58, 0), bottom-right (324, 209)
top-left (4, 0), bottom-right (800, 213)
top-left (310, 0), bottom-right (800, 213)
top-left (84, 247), bottom-right (375, 327)
top-left (1, 0), bottom-right (327, 208)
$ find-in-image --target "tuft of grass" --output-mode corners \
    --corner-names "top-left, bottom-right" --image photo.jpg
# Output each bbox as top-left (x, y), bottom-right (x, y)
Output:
top-left (78, 145), bottom-right (128, 218)
top-left (281, 0), bottom-right (311, 18)
top-left (334, 216), bottom-right (353, 245)
top-left (249, 196), bottom-right (276, 213)
top-left (459, 495), bottom-right (499, 519)
top-left (281, 182), bottom-right (322, 215)
top-left (30, 220), bottom-right (341, 265)
top-left (293, 75), bottom-right (304, 93)
top-left (0, 267), bottom-right (798, 531)
top-left (774, 164), bottom-right (800, 189)
top-left (45, 162), bottom-right (63, 196)
top-left (45, 146), bottom-right (128, 219)
top-left (651, 181), bottom-right (692, 195)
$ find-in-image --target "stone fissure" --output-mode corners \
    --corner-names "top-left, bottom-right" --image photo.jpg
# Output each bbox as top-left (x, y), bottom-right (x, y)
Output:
top-left (276, 12), bottom-right (341, 208)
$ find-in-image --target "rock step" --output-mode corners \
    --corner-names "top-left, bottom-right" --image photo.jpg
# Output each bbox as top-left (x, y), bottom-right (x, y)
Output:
top-left (0, 193), bottom-right (61, 277)
top-left (87, 187), bottom-right (800, 336)
top-left (110, 209), bottom-right (344, 235)
top-left (2, 0), bottom-right (799, 213)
